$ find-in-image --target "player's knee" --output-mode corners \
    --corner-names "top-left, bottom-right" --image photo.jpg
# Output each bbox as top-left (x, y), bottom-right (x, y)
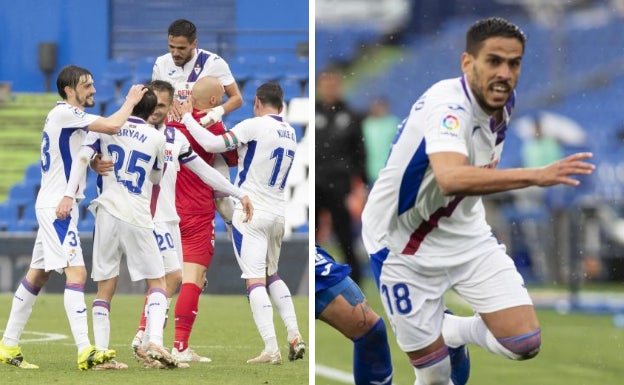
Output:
top-left (498, 328), bottom-right (541, 360)
top-left (352, 316), bottom-right (387, 343)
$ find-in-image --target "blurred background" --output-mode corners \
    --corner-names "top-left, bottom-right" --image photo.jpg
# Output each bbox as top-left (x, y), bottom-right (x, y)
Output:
top-left (0, 0), bottom-right (309, 295)
top-left (315, 1), bottom-right (624, 383)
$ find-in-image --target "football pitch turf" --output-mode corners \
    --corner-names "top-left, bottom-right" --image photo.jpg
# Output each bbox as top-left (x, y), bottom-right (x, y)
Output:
top-left (0, 293), bottom-right (309, 384)
top-left (316, 281), bottom-right (624, 385)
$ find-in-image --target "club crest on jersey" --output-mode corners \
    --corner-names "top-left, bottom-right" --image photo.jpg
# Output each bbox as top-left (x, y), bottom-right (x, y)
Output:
top-left (72, 107), bottom-right (86, 118)
top-left (440, 114), bottom-right (460, 137)
top-left (194, 63), bottom-right (201, 75)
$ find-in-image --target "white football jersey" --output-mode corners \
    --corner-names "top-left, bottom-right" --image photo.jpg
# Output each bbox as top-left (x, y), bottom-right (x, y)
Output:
top-left (152, 48), bottom-right (235, 103)
top-left (153, 125), bottom-right (188, 223)
top-left (88, 117), bottom-right (165, 228)
top-left (362, 75), bottom-right (514, 266)
top-left (36, 102), bottom-right (100, 208)
top-left (230, 115), bottom-right (297, 216)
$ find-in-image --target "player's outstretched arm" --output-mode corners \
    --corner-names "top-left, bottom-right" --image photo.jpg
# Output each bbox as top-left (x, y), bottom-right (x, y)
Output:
top-left (184, 156), bottom-right (244, 199)
top-left (56, 145), bottom-right (96, 219)
top-left (88, 85), bottom-right (147, 134)
top-left (180, 100), bottom-right (231, 153)
top-left (429, 151), bottom-right (595, 196)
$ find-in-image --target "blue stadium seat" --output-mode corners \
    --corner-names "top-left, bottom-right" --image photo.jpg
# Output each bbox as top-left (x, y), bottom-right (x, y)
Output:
top-left (24, 163), bottom-right (41, 184)
top-left (8, 182), bottom-right (37, 207)
top-left (101, 57), bottom-right (133, 90)
top-left (132, 56), bottom-right (155, 85)
top-left (280, 79), bottom-right (302, 102)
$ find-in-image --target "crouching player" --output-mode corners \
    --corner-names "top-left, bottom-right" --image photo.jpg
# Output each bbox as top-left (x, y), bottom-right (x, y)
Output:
top-left (315, 245), bottom-right (393, 385)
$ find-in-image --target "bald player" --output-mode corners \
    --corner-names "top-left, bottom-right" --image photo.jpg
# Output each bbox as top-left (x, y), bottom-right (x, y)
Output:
top-left (165, 76), bottom-right (239, 362)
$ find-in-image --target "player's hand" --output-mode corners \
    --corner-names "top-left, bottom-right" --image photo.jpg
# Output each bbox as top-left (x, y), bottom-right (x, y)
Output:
top-left (199, 105), bottom-right (225, 127)
top-left (241, 195), bottom-right (254, 223)
top-left (124, 84), bottom-right (148, 106)
top-left (537, 152), bottom-right (595, 187)
top-left (169, 100), bottom-right (184, 122)
top-left (90, 153), bottom-right (113, 176)
top-left (56, 196), bottom-right (74, 219)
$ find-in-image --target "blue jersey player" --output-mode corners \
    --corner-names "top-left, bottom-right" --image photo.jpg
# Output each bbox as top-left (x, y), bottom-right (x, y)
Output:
top-left (315, 245), bottom-right (393, 385)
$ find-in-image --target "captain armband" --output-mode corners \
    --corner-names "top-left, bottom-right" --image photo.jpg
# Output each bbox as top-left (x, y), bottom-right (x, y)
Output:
top-left (221, 131), bottom-right (239, 150)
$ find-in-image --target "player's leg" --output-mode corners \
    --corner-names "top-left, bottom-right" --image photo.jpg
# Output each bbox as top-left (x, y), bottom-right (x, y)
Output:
top-left (317, 276), bottom-right (393, 385)
top-left (0, 254), bottom-right (49, 370)
top-left (232, 214), bottom-right (280, 364)
top-left (173, 214), bottom-right (213, 362)
top-left (443, 245), bottom-right (541, 361)
top-left (265, 217), bottom-right (305, 361)
top-left (134, 222), bottom-right (182, 348)
top-left (124, 223), bottom-right (177, 368)
top-left (370, 248), bottom-right (454, 385)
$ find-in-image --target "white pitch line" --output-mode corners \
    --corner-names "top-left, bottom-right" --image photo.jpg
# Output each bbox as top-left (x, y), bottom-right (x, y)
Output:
top-left (316, 364), bottom-right (401, 385)
top-left (315, 364), bottom-right (355, 384)
top-left (0, 330), bottom-right (68, 343)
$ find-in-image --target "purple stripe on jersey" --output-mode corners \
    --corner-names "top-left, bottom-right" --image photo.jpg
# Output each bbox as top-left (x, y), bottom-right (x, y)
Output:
top-left (268, 114), bottom-right (283, 122)
top-left (179, 153), bottom-right (198, 164)
top-left (127, 117), bottom-right (146, 124)
top-left (398, 139), bottom-right (428, 216)
top-left (65, 283), bottom-right (85, 292)
top-left (402, 196), bottom-right (464, 255)
top-left (60, 127), bottom-right (82, 181)
top-left (237, 140), bottom-right (257, 188)
top-left (459, 76), bottom-right (471, 103)
top-left (92, 299), bottom-right (110, 311)
top-left (187, 51), bottom-right (211, 82)
top-left (21, 278), bottom-right (42, 295)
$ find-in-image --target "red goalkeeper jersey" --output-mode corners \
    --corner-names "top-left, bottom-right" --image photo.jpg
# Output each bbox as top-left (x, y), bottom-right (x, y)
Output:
top-left (168, 110), bottom-right (238, 215)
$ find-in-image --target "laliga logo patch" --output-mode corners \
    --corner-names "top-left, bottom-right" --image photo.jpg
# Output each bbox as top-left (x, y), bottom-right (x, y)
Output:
top-left (72, 107), bottom-right (86, 118)
top-left (442, 114), bottom-right (460, 131)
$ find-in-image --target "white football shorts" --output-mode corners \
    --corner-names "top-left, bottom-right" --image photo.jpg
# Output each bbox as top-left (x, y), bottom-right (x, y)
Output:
top-left (377, 238), bottom-right (533, 352)
top-left (154, 220), bottom-right (182, 274)
top-left (231, 209), bottom-right (284, 279)
top-left (31, 206), bottom-right (84, 273)
top-left (91, 206), bottom-right (164, 281)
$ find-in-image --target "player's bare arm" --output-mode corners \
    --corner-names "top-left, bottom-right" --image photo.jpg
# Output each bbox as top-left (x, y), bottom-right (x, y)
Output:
top-left (89, 85), bottom-right (148, 134)
top-left (180, 101), bottom-right (232, 153)
top-left (56, 146), bottom-right (96, 219)
top-left (222, 82), bottom-right (243, 114)
top-left (429, 151), bottom-right (595, 196)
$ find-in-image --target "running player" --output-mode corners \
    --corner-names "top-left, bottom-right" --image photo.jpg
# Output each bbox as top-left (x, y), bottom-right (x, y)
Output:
top-left (316, 244), bottom-right (393, 385)
top-left (179, 81), bottom-right (306, 364)
top-left (0, 65), bottom-right (146, 370)
top-left (361, 17), bottom-right (595, 385)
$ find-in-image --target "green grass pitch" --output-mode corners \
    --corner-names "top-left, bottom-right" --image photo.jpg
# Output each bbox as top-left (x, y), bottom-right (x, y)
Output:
top-left (0, 293), bottom-right (309, 384)
top-left (315, 280), bottom-right (624, 385)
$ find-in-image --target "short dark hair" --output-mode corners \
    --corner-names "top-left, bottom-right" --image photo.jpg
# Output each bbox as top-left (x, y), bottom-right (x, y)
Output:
top-left (466, 17), bottom-right (526, 56)
top-left (256, 82), bottom-right (283, 109)
top-left (146, 80), bottom-right (175, 102)
top-left (168, 19), bottom-right (197, 43)
top-left (56, 65), bottom-right (92, 99)
top-left (132, 88), bottom-right (157, 120)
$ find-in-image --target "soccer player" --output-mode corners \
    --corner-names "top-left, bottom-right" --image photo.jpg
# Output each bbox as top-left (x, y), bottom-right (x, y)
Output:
top-left (0, 65), bottom-right (146, 370)
top-left (128, 80), bottom-right (253, 365)
top-left (158, 76), bottom-right (239, 362)
top-left (178, 81), bottom-right (306, 364)
top-left (152, 18), bottom-right (242, 125)
top-left (360, 17), bottom-right (595, 385)
top-left (315, 245), bottom-right (393, 385)
top-left (56, 87), bottom-right (176, 369)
